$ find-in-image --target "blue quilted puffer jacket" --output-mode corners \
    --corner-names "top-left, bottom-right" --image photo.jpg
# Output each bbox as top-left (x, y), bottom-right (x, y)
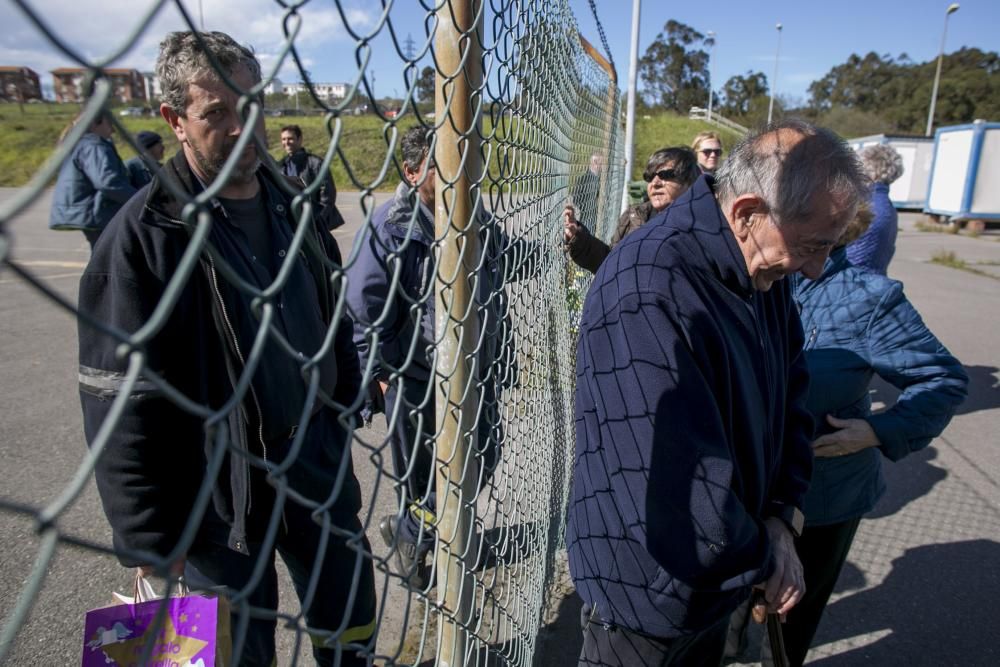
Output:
top-left (49, 132), bottom-right (135, 232)
top-left (792, 247), bottom-right (968, 526)
top-left (846, 182), bottom-right (896, 275)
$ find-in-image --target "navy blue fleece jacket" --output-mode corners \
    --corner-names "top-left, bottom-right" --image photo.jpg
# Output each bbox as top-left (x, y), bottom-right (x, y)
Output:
top-left (567, 176), bottom-right (814, 638)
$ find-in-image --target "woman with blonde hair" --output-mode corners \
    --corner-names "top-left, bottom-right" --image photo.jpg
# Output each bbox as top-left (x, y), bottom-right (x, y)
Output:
top-left (691, 130), bottom-right (723, 174)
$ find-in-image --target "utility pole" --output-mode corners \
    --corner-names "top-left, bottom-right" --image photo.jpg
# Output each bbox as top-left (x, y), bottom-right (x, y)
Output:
top-left (926, 3), bottom-right (960, 136)
top-left (404, 33), bottom-right (416, 61)
top-left (767, 22), bottom-right (782, 125)
top-left (620, 0), bottom-right (641, 214)
top-left (706, 31), bottom-right (716, 122)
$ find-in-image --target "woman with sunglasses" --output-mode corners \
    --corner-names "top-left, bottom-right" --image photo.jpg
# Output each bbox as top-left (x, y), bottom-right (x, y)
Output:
top-left (563, 146), bottom-right (699, 273)
top-left (691, 131), bottom-right (724, 174)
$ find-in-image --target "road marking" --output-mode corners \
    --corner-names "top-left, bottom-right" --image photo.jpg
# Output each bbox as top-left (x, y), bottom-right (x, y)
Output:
top-left (0, 271), bottom-right (81, 285)
top-left (15, 260), bottom-right (88, 269)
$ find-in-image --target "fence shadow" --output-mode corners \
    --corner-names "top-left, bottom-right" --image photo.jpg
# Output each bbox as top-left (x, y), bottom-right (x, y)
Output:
top-left (808, 539), bottom-right (1000, 665)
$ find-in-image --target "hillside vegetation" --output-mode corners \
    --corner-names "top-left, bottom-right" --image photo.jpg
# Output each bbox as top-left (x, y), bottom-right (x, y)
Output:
top-left (0, 104), bottom-right (738, 189)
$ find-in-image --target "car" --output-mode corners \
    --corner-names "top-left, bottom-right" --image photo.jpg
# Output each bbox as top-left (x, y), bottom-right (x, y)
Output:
top-left (118, 107), bottom-right (144, 117)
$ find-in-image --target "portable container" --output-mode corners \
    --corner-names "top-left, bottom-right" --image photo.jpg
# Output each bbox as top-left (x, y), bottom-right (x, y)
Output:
top-left (925, 121), bottom-right (1000, 222)
top-left (847, 134), bottom-right (935, 210)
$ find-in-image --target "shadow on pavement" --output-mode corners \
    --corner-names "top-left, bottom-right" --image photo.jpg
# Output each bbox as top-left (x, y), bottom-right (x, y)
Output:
top-left (955, 365), bottom-right (1000, 416)
top-left (809, 539), bottom-right (1000, 665)
top-left (866, 446), bottom-right (947, 520)
top-left (532, 587), bottom-right (584, 667)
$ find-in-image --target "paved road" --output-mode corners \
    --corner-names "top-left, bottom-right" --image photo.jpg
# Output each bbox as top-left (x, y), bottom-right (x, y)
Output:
top-left (2, 190), bottom-right (999, 666)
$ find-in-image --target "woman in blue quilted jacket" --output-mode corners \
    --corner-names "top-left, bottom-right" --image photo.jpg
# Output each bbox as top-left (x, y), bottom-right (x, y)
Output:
top-left (846, 144), bottom-right (904, 275)
top-left (49, 112), bottom-right (136, 249)
top-left (776, 208), bottom-right (969, 665)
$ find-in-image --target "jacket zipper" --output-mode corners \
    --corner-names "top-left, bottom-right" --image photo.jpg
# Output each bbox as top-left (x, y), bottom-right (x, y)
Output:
top-left (208, 259), bottom-right (265, 518)
top-left (207, 258), bottom-right (270, 471)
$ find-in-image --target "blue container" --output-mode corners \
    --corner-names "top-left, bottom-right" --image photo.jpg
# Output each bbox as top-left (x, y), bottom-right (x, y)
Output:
top-left (925, 121), bottom-right (1000, 221)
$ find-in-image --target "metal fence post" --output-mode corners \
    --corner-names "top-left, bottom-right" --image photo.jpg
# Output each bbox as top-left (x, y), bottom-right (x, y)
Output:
top-left (434, 1), bottom-right (483, 665)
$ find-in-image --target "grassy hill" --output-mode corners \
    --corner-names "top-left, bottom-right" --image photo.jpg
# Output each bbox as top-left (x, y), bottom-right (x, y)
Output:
top-left (0, 104), bottom-right (740, 189)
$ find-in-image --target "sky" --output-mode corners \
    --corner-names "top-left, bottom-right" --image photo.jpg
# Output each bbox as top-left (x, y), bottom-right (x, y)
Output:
top-left (1, 0), bottom-right (996, 106)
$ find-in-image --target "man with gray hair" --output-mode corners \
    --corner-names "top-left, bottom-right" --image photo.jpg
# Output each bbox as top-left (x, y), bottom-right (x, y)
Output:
top-left (567, 120), bottom-right (867, 665)
top-left (78, 31), bottom-right (375, 666)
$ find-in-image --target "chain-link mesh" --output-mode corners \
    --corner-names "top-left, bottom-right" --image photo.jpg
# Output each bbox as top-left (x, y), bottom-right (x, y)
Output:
top-left (0, 0), bottom-right (622, 664)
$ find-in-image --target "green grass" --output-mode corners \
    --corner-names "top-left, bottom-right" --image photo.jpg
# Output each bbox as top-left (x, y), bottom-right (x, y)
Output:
top-left (0, 103), bottom-right (732, 190)
top-left (630, 113), bottom-right (742, 181)
top-left (929, 250), bottom-right (1000, 281)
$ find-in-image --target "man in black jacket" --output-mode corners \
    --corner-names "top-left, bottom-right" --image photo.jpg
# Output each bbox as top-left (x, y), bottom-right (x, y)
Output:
top-left (78, 31), bottom-right (374, 667)
top-left (279, 123), bottom-right (345, 230)
top-left (568, 120), bottom-right (868, 666)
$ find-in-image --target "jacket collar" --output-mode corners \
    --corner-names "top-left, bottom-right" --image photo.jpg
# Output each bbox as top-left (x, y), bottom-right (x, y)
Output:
top-left (792, 245), bottom-right (850, 296)
top-left (384, 181), bottom-right (435, 244)
top-left (659, 174), bottom-right (754, 297)
top-left (144, 150), bottom-right (290, 227)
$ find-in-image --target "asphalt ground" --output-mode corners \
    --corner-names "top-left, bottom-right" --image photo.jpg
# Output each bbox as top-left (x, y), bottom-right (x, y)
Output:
top-left (2, 189), bottom-right (999, 666)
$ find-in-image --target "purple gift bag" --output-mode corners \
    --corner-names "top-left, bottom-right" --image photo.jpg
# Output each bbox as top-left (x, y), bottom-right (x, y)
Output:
top-left (82, 593), bottom-right (230, 667)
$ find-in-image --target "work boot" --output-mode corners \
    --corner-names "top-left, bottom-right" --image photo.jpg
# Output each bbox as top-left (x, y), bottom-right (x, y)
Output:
top-left (379, 514), bottom-right (432, 590)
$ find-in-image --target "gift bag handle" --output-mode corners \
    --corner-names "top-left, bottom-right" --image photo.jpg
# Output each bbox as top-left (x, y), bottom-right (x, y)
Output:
top-left (132, 570), bottom-right (190, 603)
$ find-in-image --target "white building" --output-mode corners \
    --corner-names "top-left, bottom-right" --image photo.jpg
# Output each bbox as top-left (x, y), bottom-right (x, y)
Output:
top-left (262, 77), bottom-right (284, 96)
top-left (142, 72), bottom-right (161, 102)
top-left (282, 82), bottom-right (348, 100)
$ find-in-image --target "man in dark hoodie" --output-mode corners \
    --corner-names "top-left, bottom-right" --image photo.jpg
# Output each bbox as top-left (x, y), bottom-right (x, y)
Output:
top-left (77, 31), bottom-right (375, 666)
top-left (568, 120), bottom-right (868, 666)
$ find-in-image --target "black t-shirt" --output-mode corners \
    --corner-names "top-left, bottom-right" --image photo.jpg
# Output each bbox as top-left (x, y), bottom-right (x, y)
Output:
top-left (218, 192), bottom-right (276, 276)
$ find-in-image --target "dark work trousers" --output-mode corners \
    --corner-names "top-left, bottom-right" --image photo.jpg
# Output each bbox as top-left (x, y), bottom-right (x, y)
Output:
top-left (383, 379), bottom-right (502, 551)
top-left (383, 380), bottom-right (437, 550)
top-left (184, 500), bottom-right (377, 667)
top-left (769, 517), bottom-right (863, 666)
top-left (579, 603), bottom-right (731, 666)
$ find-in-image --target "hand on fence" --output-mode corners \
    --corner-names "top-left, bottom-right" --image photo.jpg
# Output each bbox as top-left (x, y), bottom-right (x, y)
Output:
top-left (563, 205), bottom-right (582, 243)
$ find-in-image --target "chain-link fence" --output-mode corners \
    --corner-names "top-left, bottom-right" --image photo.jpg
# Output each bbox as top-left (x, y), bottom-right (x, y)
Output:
top-left (0, 0), bottom-right (622, 664)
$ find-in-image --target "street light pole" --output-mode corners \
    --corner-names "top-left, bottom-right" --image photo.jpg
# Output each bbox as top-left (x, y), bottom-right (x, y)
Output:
top-left (926, 3), bottom-right (960, 137)
top-left (767, 22), bottom-right (782, 125)
top-left (620, 0), bottom-right (642, 215)
top-left (706, 31), bottom-right (716, 122)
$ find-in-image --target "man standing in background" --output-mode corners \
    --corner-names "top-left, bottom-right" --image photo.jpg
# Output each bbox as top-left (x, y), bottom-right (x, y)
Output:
top-left (279, 123), bottom-right (344, 229)
top-left (124, 130), bottom-right (165, 189)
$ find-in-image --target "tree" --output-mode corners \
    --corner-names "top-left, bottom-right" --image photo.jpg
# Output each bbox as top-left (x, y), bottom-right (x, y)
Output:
top-left (638, 20), bottom-right (711, 113)
top-left (720, 71), bottom-right (769, 118)
top-left (807, 48), bottom-right (1000, 134)
top-left (415, 66), bottom-right (435, 103)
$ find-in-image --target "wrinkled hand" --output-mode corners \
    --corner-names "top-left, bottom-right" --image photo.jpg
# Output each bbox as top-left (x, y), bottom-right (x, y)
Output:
top-left (563, 205), bottom-right (581, 243)
top-left (812, 415), bottom-right (880, 458)
top-left (760, 517), bottom-right (805, 618)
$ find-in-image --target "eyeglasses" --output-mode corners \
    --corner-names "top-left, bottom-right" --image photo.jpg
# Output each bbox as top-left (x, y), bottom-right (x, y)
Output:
top-left (645, 168), bottom-right (680, 183)
top-left (700, 148), bottom-right (723, 157)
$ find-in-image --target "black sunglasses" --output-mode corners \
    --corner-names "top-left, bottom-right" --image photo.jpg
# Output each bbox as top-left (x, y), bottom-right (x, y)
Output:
top-left (645, 168), bottom-right (680, 183)
top-left (700, 148), bottom-right (723, 157)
